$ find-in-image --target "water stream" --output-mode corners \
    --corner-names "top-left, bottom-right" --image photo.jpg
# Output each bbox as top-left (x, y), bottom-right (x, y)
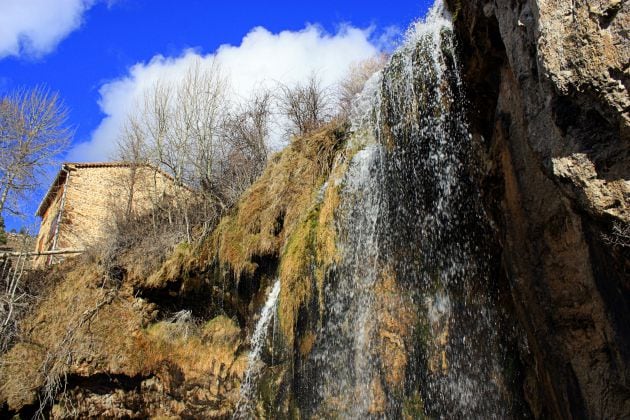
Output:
top-left (239, 1), bottom-right (514, 417)
top-left (233, 279), bottom-right (281, 418)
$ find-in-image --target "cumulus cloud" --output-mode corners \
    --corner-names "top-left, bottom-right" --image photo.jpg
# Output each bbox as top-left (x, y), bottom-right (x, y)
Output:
top-left (0, 0), bottom-right (98, 59)
top-left (66, 24), bottom-right (380, 162)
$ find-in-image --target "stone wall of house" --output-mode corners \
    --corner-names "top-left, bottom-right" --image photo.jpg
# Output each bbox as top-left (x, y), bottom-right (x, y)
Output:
top-left (34, 165), bottom-right (185, 266)
top-left (34, 183), bottom-right (64, 257)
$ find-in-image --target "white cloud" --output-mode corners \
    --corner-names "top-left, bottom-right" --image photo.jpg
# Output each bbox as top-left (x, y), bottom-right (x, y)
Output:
top-left (0, 0), bottom-right (98, 59)
top-left (66, 24), bottom-right (380, 162)
top-left (376, 25), bottom-right (403, 52)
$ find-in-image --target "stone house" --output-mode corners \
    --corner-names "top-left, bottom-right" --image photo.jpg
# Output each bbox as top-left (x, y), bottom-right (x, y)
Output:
top-left (34, 162), bottom-right (187, 265)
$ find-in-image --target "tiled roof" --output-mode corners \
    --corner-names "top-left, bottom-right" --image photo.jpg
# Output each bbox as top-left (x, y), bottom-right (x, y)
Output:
top-left (63, 162), bottom-right (140, 168)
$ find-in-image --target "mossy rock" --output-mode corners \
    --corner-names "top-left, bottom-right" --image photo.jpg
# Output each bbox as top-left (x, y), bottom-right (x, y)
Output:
top-left (402, 391), bottom-right (428, 419)
top-left (256, 364), bottom-right (292, 419)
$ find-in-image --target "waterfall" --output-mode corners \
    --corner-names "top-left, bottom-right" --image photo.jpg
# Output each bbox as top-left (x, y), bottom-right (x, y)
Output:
top-left (308, 143), bottom-right (385, 417)
top-left (231, 1), bottom-right (517, 417)
top-left (304, 0), bottom-right (512, 417)
top-left (233, 279), bottom-right (281, 418)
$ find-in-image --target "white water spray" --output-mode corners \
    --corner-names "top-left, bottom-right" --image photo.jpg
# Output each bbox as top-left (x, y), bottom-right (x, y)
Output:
top-left (233, 279), bottom-right (281, 418)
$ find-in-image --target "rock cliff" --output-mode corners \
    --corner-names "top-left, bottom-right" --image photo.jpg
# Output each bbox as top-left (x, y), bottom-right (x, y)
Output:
top-left (445, 0), bottom-right (629, 417)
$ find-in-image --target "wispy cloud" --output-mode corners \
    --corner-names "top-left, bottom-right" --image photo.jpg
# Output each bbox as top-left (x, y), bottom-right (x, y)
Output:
top-left (375, 25), bottom-right (403, 52)
top-left (0, 0), bottom-right (98, 59)
top-left (67, 24), bottom-right (381, 162)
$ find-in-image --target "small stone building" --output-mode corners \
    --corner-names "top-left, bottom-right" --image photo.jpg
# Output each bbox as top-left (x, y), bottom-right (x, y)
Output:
top-left (34, 162), bottom-right (186, 265)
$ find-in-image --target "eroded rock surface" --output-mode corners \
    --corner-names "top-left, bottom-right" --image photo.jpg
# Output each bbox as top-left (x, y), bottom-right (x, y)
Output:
top-left (446, 0), bottom-right (629, 417)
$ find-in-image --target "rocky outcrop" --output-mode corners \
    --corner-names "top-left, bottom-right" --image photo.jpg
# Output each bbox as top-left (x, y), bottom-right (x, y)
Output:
top-left (0, 254), bottom-right (248, 419)
top-left (445, 0), bottom-right (629, 417)
top-left (0, 124), bottom-right (347, 419)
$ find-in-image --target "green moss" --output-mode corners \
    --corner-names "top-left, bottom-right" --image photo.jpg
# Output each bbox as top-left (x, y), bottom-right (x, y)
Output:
top-left (451, 0), bottom-right (462, 22)
top-left (402, 391), bottom-right (428, 419)
top-left (275, 159), bottom-right (345, 344)
top-left (209, 121), bottom-right (347, 284)
top-left (257, 364), bottom-right (290, 418)
top-left (175, 241), bottom-right (191, 251)
top-left (277, 201), bottom-right (321, 343)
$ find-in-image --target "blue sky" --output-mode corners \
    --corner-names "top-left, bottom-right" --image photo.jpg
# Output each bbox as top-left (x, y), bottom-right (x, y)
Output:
top-left (0, 0), bottom-right (432, 231)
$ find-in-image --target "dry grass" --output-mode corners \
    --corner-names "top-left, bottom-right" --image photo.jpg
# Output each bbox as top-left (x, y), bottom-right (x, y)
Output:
top-left (0, 253), bottom-right (245, 414)
top-left (140, 121), bottom-right (349, 312)
top-left (0, 259), bottom-right (137, 410)
top-left (201, 120), bottom-right (350, 345)
top-left (131, 315), bottom-right (246, 382)
top-left (276, 210), bottom-right (317, 342)
top-left (137, 121), bottom-right (348, 295)
top-left (0, 261), bottom-right (66, 356)
top-left (276, 146), bottom-right (348, 344)
top-left (0, 120), bottom-right (353, 415)
top-left (143, 242), bottom-right (196, 289)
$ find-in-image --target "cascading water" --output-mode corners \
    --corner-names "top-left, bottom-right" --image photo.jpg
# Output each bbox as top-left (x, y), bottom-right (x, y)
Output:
top-left (234, 1), bottom-right (523, 417)
top-left (233, 279), bottom-right (281, 418)
top-left (307, 142), bottom-right (385, 417)
top-left (303, 1), bottom-right (514, 417)
top-left (378, 4), bottom-right (511, 417)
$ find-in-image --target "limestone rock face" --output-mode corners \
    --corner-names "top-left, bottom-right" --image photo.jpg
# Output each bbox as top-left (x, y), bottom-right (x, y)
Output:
top-left (446, 0), bottom-right (629, 417)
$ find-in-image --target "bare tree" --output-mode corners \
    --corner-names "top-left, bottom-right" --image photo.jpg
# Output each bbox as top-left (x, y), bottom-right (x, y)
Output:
top-left (117, 116), bottom-right (150, 217)
top-left (114, 58), bottom-right (235, 245)
top-left (0, 250), bottom-right (28, 353)
top-left (221, 89), bottom-right (272, 204)
top-left (276, 73), bottom-right (333, 136)
top-left (0, 86), bottom-right (72, 216)
top-left (177, 61), bottom-right (228, 197)
top-left (128, 59), bottom-right (229, 196)
top-left (1, 232), bottom-right (50, 356)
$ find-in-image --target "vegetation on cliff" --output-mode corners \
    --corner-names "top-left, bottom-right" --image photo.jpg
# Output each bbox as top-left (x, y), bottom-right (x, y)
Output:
top-left (0, 119), bottom-right (352, 418)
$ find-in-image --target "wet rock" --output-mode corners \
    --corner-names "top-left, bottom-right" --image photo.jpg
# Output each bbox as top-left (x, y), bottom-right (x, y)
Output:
top-left (446, 0), bottom-right (630, 417)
